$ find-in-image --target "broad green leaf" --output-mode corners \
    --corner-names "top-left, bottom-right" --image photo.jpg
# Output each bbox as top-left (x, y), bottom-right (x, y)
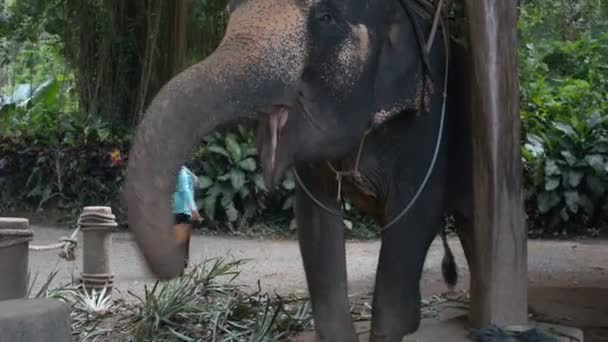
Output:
top-left (564, 190), bottom-right (580, 213)
top-left (202, 195), bottom-right (217, 219)
top-left (545, 159), bottom-right (561, 176)
top-left (221, 196), bottom-right (239, 222)
top-left (219, 184), bottom-right (236, 198)
top-left (343, 219), bottom-right (353, 230)
top-left (281, 172), bottom-right (295, 190)
top-left (585, 154), bottom-right (606, 173)
top-left (344, 202), bottom-right (352, 211)
top-left (238, 158), bottom-right (257, 172)
top-left (237, 124), bottom-right (247, 136)
top-left (230, 169), bottom-right (246, 190)
top-left (524, 134), bottom-right (545, 157)
top-left (544, 176), bottom-right (560, 191)
top-left (566, 170), bottom-right (584, 187)
top-left (591, 143), bottom-right (608, 154)
top-left (560, 151), bottom-right (577, 166)
top-left (198, 175), bottom-right (213, 189)
top-left (217, 173), bottom-right (230, 181)
top-left (281, 196), bottom-right (295, 210)
top-left (254, 174), bottom-right (267, 191)
top-left (97, 129), bottom-right (109, 142)
top-left (208, 145), bottom-right (230, 158)
top-left (225, 134), bottom-right (242, 161)
top-left (554, 122), bottom-right (576, 137)
top-left (244, 146), bottom-right (258, 157)
top-left (526, 133), bottom-right (544, 148)
top-left (206, 184), bottom-right (223, 200)
top-left (226, 205), bottom-right (239, 222)
top-left (586, 113), bottom-right (606, 128)
top-left (537, 191), bottom-right (560, 214)
top-left (239, 187), bottom-right (251, 199)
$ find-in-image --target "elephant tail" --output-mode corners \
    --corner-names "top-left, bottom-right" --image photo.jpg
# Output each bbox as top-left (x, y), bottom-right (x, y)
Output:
top-left (441, 225), bottom-right (458, 289)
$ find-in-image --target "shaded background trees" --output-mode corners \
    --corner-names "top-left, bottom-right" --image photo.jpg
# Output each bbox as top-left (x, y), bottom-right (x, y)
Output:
top-left (1, 0), bottom-right (227, 128)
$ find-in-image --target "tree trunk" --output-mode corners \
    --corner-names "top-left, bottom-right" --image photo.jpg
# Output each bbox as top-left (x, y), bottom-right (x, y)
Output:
top-left (133, 0), bottom-right (191, 125)
top-left (63, 0), bottom-right (191, 128)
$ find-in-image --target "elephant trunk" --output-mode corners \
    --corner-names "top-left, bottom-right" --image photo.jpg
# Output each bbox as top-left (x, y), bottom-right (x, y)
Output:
top-left (125, 44), bottom-right (291, 279)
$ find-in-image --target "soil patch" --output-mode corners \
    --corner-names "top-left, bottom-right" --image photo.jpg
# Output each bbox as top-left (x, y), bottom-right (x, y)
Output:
top-left (529, 286), bottom-right (608, 342)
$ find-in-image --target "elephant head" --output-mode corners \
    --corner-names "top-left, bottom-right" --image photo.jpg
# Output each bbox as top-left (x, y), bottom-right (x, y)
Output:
top-left (126, 0), bottom-right (444, 278)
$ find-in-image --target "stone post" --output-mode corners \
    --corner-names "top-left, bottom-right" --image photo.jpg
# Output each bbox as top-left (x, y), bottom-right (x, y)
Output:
top-left (0, 298), bottom-right (71, 342)
top-left (79, 206), bottom-right (116, 293)
top-left (0, 218), bottom-right (33, 300)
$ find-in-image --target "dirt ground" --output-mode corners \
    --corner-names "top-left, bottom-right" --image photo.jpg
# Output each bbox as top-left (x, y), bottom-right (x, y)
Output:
top-left (23, 224), bottom-right (608, 341)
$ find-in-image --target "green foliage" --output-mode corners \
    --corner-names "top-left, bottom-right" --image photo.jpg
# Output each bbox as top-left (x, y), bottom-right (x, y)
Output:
top-left (190, 0), bottom-right (229, 62)
top-left (523, 115), bottom-right (608, 233)
top-left (190, 125), bottom-right (294, 226)
top-left (518, 0), bottom-right (607, 42)
top-left (520, 30), bottom-right (608, 235)
top-left (0, 58), bottom-right (127, 216)
top-left (0, 128), bottom-right (128, 215)
top-left (43, 258), bottom-right (315, 341)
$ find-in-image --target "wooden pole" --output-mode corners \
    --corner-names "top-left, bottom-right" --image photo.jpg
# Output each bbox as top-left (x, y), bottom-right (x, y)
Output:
top-left (80, 207), bottom-right (117, 294)
top-left (464, 0), bottom-right (528, 327)
top-left (0, 218), bottom-right (32, 301)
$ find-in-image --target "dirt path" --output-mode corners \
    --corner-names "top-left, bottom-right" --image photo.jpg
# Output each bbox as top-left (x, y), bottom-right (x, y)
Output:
top-left (26, 225), bottom-right (608, 340)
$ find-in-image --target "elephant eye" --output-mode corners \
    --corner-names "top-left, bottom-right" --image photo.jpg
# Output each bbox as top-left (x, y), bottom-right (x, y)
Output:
top-left (319, 13), bottom-right (334, 23)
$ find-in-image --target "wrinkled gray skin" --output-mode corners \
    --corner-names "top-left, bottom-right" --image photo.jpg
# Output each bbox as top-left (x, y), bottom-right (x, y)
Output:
top-left (125, 0), bottom-right (473, 341)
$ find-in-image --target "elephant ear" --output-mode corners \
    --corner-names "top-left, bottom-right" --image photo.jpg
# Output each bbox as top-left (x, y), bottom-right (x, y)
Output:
top-left (371, 7), bottom-right (434, 127)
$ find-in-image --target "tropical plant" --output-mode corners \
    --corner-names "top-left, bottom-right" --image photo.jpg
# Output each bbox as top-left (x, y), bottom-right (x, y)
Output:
top-left (520, 32), bottom-right (608, 235)
top-left (191, 125), bottom-right (294, 226)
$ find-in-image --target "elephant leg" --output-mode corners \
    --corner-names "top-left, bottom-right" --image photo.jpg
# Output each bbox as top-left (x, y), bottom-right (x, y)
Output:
top-left (295, 164), bottom-right (357, 342)
top-left (370, 200), bottom-right (443, 342)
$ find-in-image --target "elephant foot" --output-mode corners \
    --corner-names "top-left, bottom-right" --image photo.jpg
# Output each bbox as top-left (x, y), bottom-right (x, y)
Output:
top-left (369, 320), bottom-right (420, 342)
top-left (370, 298), bottom-right (421, 342)
top-left (313, 323), bottom-right (359, 342)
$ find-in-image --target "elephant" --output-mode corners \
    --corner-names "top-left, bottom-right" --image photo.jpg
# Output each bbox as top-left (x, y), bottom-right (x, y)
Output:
top-left (124, 0), bottom-right (473, 341)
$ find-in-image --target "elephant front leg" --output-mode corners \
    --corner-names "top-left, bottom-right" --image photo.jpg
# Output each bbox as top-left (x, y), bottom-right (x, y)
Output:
top-left (295, 164), bottom-right (357, 342)
top-left (370, 208), bottom-right (442, 342)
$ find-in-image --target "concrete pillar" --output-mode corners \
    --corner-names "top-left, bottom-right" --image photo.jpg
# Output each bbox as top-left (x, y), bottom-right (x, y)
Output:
top-left (0, 218), bottom-right (33, 300)
top-left (79, 206), bottom-right (116, 293)
top-left (0, 298), bottom-right (71, 342)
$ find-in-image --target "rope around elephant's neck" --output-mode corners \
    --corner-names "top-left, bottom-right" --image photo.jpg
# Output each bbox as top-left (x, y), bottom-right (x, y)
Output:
top-left (292, 0), bottom-right (449, 232)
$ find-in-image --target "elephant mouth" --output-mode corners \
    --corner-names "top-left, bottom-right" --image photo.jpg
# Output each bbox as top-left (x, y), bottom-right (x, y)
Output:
top-left (258, 105), bottom-right (290, 190)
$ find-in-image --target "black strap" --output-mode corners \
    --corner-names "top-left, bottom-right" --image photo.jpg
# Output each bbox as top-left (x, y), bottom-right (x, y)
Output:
top-left (400, 0), bottom-right (435, 81)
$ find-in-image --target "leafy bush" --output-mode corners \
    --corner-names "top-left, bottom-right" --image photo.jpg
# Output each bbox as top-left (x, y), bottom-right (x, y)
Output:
top-left (189, 125), bottom-right (295, 226)
top-left (520, 33), bottom-right (608, 235)
top-left (0, 70), bottom-right (128, 218)
top-left (0, 119), bottom-right (128, 215)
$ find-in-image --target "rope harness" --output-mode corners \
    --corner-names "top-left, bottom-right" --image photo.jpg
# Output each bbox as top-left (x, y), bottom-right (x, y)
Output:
top-left (293, 0), bottom-right (450, 232)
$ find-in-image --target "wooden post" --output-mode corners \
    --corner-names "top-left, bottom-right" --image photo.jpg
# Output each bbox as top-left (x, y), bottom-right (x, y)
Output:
top-left (0, 218), bottom-right (33, 301)
top-left (80, 206), bottom-right (116, 293)
top-left (464, 0), bottom-right (528, 327)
